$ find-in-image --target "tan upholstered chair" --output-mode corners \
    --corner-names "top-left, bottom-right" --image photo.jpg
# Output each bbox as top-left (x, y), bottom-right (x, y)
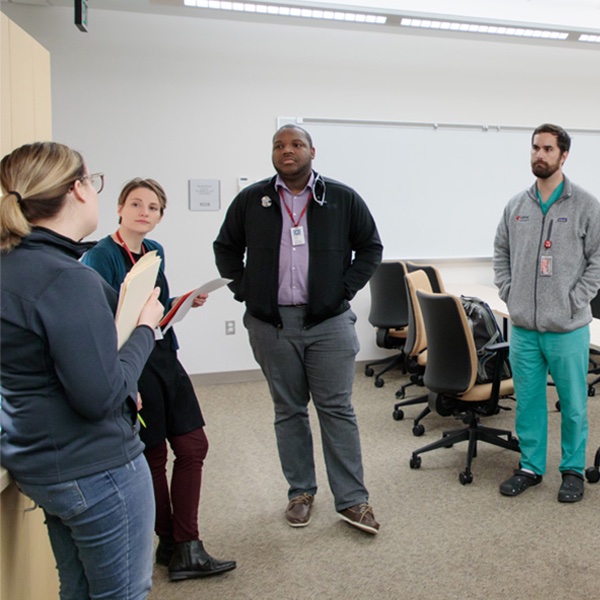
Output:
top-left (409, 290), bottom-right (519, 485)
top-left (392, 269), bottom-right (431, 436)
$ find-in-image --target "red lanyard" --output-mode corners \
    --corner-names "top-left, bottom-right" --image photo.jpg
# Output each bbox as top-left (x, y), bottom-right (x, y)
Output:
top-left (278, 189), bottom-right (310, 228)
top-left (115, 230), bottom-right (145, 265)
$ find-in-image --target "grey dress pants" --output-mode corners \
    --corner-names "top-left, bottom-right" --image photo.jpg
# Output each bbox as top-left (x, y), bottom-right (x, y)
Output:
top-left (244, 306), bottom-right (369, 511)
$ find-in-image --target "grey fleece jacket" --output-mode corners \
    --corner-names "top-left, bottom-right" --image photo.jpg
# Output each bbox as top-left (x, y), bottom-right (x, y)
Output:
top-left (493, 176), bottom-right (600, 333)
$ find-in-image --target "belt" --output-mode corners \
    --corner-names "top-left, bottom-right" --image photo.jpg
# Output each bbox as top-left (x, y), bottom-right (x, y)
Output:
top-left (279, 304), bottom-right (307, 307)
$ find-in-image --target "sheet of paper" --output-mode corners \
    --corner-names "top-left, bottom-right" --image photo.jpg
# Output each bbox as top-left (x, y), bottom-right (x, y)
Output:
top-left (161, 277), bottom-right (232, 333)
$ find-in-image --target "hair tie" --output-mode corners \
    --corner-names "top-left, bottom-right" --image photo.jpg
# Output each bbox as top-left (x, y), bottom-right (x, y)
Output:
top-left (9, 190), bottom-right (22, 204)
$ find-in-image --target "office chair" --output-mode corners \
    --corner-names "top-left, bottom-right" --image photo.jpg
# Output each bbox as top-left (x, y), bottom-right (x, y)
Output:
top-left (392, 269), bottom-right (432, 436)
top-left (409, 290), bottom-right (520, 485)
top-left (404, 261), bottom-right (446, 294)
top-left (586, 447), bottom-right (600, 483)
top-left (364, 261), bottom-right (409, 388)
top-left (586, 290), bottom-right (600, 397)
top-left (394, 262), bottom-right (446, 409)
top-left (553, 289), bottom-right (600, 410)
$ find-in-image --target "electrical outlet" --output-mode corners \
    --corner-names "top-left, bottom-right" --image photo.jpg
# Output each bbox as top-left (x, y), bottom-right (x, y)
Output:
top-left (225, 320), bottom-right (235, 335)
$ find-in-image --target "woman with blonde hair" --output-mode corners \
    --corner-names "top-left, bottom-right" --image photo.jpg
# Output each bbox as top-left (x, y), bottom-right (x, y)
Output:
top-left (0, 142), bottom-right (164, 600)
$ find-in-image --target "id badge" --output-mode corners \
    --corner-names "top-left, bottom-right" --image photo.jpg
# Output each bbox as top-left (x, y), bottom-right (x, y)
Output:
top-left (291, 226), bottom-right (306, 246)
top-left (540, 255), bottom-right (553, 277)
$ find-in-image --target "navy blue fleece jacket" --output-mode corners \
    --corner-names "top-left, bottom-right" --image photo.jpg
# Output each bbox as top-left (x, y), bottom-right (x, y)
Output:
top-left (1, 228), bottom-right (155, 485)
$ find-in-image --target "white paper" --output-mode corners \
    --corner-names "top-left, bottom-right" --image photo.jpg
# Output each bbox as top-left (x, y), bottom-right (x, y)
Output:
top-left (161, 277), bottom-right (232, 333)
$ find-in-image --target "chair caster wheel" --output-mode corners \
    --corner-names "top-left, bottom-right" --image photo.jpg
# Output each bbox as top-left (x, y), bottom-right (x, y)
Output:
top-left (459, 470), bottom-right (473, 485)
top-left (409, 455), bottom-right (422, 469)
top-left (412, 424), bottom-right (425, 437)
top-left (585, 466), bottom-right (600, 483)
top-left (393, 409), bottom-right (404, 421)
top-left (395, 390), bottom-right (405, 399)
top-left (588, 387), bottom-right (596, 397)
top-left (555, 400), bottom-right (561, 411)
top-left (364, 367), bottom-right (374, 377)
top-left (374, 378), bottom-right (384, 388)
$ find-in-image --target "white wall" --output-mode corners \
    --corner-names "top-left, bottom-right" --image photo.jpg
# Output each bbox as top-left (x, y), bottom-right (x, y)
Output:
top-left (3, 5), bottom-right (600, 376)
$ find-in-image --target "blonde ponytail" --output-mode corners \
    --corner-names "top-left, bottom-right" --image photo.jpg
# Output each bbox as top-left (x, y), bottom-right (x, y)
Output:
top-left (1, 142), bottom-right (84, 252)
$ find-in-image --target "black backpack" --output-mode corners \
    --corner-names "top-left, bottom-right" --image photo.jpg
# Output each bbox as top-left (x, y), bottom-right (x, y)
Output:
top-left (461, 295), bottom-right (512, 384)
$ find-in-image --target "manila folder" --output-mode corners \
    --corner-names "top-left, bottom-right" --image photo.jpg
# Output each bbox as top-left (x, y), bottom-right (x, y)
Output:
top-left (115, 250), bottom-right (161, 349)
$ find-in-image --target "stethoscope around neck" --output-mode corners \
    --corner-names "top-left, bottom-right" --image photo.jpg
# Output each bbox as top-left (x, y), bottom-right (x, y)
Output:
top-left (311, 172), bottom-right (326, 206)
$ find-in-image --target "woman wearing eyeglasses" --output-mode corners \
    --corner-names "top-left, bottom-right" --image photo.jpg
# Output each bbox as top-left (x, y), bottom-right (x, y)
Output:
top-left (0, 143), bottom-right (164, 599)
top-left (81, 178), bottom-right (236, 582)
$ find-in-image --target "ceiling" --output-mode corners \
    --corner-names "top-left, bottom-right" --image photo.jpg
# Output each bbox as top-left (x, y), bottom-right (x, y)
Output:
top-left (3, 0), bottom-right (600, 42)
top-left (294, 0), bottom-right (600, 30)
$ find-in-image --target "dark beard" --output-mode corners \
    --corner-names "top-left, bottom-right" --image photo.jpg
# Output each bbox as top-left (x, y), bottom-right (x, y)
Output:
top-left (532, 161), bottom-right (559, 179)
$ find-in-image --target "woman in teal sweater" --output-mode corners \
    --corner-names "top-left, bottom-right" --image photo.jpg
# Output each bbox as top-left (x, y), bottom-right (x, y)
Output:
top-left (82, 178), bottom-right (235, 581)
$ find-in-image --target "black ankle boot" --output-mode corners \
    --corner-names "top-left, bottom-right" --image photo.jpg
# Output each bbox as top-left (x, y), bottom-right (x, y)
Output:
top-left (168, 540), bottom-right (237, 581)
top-left (155, 536), bottom-right (175, 566)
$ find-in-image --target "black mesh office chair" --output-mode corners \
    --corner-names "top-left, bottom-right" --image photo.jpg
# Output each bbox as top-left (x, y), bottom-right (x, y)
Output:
top-left (409, 290), bottom-right (520, 485)
top-left (392, 269), bottom-right (431, 436)
top-left (364, 261), bottom-right (409, 388)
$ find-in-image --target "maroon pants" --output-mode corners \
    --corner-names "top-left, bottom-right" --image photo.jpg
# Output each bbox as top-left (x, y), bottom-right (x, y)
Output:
top-left (144, 427), bottom-right (209, 542)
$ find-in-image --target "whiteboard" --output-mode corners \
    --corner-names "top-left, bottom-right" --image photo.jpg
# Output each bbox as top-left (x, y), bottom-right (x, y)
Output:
top-left (278, 118), bottom-right (600, 260)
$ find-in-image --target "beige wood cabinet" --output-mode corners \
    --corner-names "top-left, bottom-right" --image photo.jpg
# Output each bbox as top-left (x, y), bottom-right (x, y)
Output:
top-left (1, 13), bottom-right (58, 600)
top-left (1, 12), bottom-right (52, 156)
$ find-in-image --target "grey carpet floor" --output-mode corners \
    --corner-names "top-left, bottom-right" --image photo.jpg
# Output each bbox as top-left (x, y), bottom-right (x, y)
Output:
top-left (148, 367), bottom-right (599, 600)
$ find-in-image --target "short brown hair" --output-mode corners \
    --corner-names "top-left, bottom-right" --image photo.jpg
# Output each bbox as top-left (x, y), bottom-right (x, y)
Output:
top-left (117, 178), bottom-right (167, 216)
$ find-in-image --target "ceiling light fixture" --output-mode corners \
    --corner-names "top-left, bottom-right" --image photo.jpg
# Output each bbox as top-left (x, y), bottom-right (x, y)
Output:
top-left (183, 0), bottom-right (387, 24)
top-left (181, 1), bottom-right (600, 44)
top-left (400, 17), bottom-right (569, 40)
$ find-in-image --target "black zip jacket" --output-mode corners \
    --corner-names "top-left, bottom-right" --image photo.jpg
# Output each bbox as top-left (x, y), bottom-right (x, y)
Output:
top-left (213, 173), bottom-right (383, 328)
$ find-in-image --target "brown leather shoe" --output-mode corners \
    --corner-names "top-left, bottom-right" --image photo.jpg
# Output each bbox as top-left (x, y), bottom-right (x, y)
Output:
top-left (338, 503), bottom-right (379, 534)
top-left (285, 493), bottom-right (314, 527)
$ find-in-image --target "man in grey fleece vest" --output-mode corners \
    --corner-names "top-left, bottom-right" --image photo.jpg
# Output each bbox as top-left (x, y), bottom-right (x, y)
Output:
top-left (493, 123), bottom-right (600, 502)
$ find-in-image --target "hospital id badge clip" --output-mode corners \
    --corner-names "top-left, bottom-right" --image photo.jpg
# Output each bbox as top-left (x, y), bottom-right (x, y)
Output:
top-left (291, 226), bottom-right (306, 246)
top-left (540, 255), bottom-right (553, 277)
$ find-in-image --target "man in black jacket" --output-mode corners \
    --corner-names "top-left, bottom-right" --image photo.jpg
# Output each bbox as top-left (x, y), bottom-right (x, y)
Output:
top-left (214, 124), bottom-right (383, 534)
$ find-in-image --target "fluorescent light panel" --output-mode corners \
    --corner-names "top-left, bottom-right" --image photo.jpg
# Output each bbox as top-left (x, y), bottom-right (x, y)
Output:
top-left (184, 0), bottom-right (387, 24)
top-left (579, 33), bottom-right (600, 42)
top-left (400, 17), bottom-right (568, 40)
top-left (183, 1), bottom-right (600, 43)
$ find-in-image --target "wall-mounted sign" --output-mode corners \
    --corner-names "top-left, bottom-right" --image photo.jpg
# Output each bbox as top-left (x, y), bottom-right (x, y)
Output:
top-left (188, 179), bottom-right (220, 211)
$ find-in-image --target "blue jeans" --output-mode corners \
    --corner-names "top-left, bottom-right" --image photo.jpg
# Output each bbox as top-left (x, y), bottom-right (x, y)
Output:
top-left (18, 454), bottom-right (155, 600)
top-left (245, 307), bottom-right (368, 511)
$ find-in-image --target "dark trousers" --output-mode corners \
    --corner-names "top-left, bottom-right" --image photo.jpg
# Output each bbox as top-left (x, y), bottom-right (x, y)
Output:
top-left (144, 427), bottom-right (209, 542)
top-left (244, 307), bottom-right (369, 511)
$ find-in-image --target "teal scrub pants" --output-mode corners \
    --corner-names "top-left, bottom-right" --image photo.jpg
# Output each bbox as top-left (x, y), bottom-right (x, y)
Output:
top-left (510, 325), bottom-right (589, 476)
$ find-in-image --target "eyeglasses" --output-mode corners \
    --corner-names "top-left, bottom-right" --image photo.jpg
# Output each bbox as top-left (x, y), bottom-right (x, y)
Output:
top-left (80, 172), bottom-right (105, 194)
